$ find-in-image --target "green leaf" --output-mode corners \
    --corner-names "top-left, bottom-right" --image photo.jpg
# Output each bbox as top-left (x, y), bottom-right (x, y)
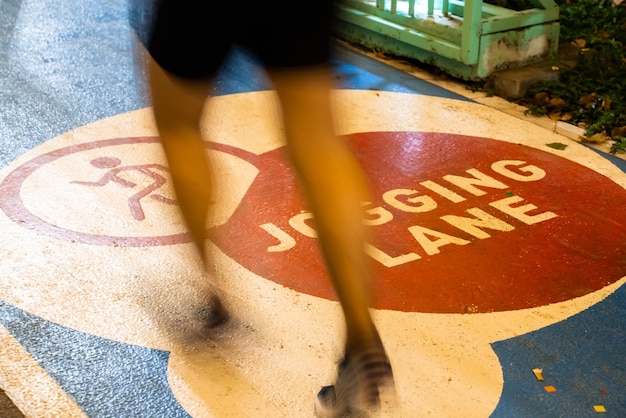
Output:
top-left (546, 142), bottom-right (568, 150)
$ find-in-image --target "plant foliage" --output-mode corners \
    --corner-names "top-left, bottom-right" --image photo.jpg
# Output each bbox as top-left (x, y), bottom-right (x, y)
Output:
top-left (520, 0), bottom-right (626, 153)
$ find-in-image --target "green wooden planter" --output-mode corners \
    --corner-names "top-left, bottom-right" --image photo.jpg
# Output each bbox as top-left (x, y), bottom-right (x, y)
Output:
top-left (335, 0), bottom-right (560, 79)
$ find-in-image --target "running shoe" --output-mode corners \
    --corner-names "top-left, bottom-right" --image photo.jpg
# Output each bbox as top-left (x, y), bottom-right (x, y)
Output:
top-left (315, 343), bottom-right (395, 417)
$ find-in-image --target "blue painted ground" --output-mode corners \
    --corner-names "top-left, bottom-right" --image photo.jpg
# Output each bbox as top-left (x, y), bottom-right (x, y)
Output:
top-left (1, 0), bottom-right (624, 417)
top-left (0, 301), bottom-right (191, 418)
top-left (492, 284), bottom-right (626, 417)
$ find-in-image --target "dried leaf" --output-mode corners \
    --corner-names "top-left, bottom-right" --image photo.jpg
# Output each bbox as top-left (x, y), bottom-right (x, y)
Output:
top-left (611, 126), bottom-right (626, 138)
top-left (560, 113), bottom-right (573, 121)
top-left (579, 93), bottom-right (597, 106)
top-left (585, 132), bottom-right (607, 144)
top-left (550, 97), bottom-right (566, 107)
top-left (534, 92), bottom-right (550, 104)
top-left (602, 97), bottom-right (612, 111)
top-left (596, 29), bottom-right (611, 39)
top-left (572, 38), bottom-right (586, 48)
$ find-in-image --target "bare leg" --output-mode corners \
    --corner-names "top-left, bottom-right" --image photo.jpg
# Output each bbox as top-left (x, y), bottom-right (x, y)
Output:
top-left (147, 58), bottom-right (226, 327)
top-left (150, 58), bottom-right (378, 345)
top-left (269, 66), bottom-right (378, 350)
top-left (148, 58), bottom-right (213, 267)
top-left (269, 66), bottom-right (394, 415)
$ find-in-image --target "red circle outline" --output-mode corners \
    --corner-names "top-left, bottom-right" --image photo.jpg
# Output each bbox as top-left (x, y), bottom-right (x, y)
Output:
top-left (0, 137), bottom-right (189, 246)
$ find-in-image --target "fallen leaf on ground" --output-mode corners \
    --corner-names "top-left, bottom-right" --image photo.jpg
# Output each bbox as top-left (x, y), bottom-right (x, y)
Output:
top-left (611, 126), bottom-right (626, 138)
top-left (550, 97), bottom-right (566, 107)
top-left (585, 132), bottom-right (607, 144)
top-left (579, 93), bottom-right (597, 106)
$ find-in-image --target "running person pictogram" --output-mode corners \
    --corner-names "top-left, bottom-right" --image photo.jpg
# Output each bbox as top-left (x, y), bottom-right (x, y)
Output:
top-left (72, 156), bottom-right (177, 221)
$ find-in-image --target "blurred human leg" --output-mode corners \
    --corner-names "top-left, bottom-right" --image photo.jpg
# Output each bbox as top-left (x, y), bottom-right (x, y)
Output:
top-left (143, 0), bottom-right (394, 412)
top-left (147, 57), bottom-right (213, 267)
top-left (269, 66), bottom-right (394, 414)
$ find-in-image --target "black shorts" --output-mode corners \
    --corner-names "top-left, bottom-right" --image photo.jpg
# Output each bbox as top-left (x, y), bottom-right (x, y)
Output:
top-left (147, 0), bottom-right (335, 80)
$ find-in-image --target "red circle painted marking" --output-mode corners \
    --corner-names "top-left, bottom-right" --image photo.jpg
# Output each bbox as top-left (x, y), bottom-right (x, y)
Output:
top-left (2, 133), bottom-right (626, 313)
top-left (211, 132), bottom-right (626, 313)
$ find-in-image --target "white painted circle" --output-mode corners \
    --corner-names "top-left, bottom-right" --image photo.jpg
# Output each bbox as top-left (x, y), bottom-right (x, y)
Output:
top-left (1, 90), bottom-right (624, 416)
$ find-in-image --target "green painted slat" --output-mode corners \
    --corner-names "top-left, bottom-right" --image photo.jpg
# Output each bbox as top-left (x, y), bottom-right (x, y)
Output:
top-left (460, 0), bottom-right (483, 64)
top-left (336, 0), bottom-right (560, 77)
top-left (428, 0), bottom-right (435, 16)
top-left (336, 6), bottom-right (463, 60)
top-left (447, 0), bottom-right (515, 18)
top-left (476, 2), bottom-right (518, 16)
top-left (482, 9), bottom-right (559, 34)
top-left (409, 0), bottom-right (416, 16)
top-left (338, 3), bottom-right (464, 44)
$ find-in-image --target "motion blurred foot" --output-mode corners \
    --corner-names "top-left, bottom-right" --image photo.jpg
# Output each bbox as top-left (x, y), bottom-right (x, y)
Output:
top-left (195, 295), bottom-right (229, 329)
top-left (315, 342), bottom-right (395, 417)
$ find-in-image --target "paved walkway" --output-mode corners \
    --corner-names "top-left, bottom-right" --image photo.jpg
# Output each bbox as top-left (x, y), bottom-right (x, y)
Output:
top-left (1, 1), bottom-right (625, 417)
